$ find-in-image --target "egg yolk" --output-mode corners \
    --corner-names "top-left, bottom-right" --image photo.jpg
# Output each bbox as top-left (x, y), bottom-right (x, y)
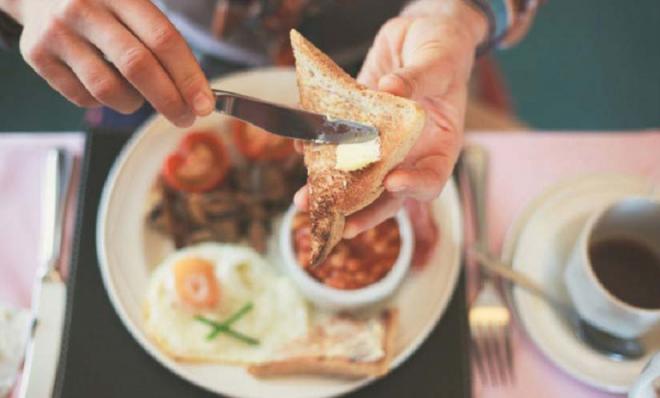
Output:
top-left (174, 258), bottom-right (220, 309)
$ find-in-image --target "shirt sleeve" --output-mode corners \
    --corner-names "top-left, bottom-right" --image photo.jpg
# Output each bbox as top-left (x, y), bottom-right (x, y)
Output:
top-left (0, 11), bottom-right (22, 49)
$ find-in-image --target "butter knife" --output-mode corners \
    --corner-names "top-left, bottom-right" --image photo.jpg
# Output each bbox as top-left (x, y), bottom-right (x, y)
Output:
top-left (212, 88), bottom-right (378, 144)
top-left (20, 148), bottom-right (73, 398)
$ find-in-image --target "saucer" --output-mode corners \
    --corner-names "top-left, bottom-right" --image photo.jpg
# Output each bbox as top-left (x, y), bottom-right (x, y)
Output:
top-left (500, 174), bottom-right (659, 393)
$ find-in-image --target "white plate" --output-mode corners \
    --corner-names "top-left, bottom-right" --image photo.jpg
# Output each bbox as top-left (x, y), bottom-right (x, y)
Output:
top-left (96, 67), bottom-right (464, 398)
top-left (501, 174), bottom-right (659, 393)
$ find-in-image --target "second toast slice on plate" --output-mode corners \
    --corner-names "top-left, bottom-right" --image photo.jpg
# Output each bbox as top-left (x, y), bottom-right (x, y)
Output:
top-left (248, 309), bottom-right (398, 378)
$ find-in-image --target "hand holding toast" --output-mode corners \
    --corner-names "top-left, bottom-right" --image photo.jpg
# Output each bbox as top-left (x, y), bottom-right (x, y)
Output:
top-left (290, 1), bottom-right (486, 264)
top-left (341, 1), bottom-right (487, 238)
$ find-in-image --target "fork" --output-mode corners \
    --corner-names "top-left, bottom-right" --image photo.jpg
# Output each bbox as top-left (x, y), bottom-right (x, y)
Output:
top-left (461, 145), bottom-right (514, 386)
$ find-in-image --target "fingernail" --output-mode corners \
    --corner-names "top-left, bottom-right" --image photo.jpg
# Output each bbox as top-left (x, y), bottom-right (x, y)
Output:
top-left (343, 226), bottom-right (357, 239)
top-left (176, 112), bottom-right (195, 128)
top-left (193, 91), bottom-right (214, 115)
top-left (380, 73), bottom-right (413, 97)
top-left (388, 184), bottom-right (408, 193)
top-left (293, 190), bottom-right (305, 207)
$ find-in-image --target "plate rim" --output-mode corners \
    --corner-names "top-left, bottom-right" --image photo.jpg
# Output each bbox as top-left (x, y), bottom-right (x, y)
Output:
top-left (500, 173), bottom-right (653, 393)
top-left (95, 67), bottom-right (464, 398)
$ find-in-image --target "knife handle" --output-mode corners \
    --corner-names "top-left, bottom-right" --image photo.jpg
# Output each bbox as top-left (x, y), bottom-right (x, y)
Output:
top-left (211, 88), bottom-right (240, 115)
top-left (39, 148), bottom-right (73, 276)
top-left (19, 281), bottom-right (67, 398)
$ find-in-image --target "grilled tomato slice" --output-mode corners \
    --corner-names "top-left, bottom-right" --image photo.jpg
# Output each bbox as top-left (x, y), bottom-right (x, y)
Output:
top-left (162, 131), bottom-right (229, 193)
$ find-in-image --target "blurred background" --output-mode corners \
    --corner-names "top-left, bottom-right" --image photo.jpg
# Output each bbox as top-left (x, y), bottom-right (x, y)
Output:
top-left (1, 0), bottom-right (659, 132)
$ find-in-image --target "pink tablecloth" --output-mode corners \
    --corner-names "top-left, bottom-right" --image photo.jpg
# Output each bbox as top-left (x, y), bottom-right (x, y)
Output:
top-left (0, 133), bottom-right (84, 398)
top-left (468, 131), bottom-right (660, 398)
top-left (0, 131), bottom-right (658, 397)
top-left (0, 133), bottom-right (84, 309)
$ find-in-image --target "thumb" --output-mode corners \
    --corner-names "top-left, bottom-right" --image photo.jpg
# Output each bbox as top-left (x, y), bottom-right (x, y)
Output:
top-left (378, 56), bottom-right (452, 100)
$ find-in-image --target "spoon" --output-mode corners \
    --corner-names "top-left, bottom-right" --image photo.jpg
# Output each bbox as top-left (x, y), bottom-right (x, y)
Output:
top-left (472, 250), bottom-right (649, 360)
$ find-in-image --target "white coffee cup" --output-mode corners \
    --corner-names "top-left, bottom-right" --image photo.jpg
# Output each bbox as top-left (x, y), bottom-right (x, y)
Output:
top-left (564, 197), bottom-right (660, 339)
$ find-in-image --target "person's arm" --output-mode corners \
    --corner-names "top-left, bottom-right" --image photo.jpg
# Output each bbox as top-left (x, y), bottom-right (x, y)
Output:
top-left (0, 0), bottom-right (214, 127)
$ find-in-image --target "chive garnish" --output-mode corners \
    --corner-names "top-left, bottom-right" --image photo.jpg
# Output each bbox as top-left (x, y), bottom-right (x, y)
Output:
top-left (194, 302), bottom-right (260, 346)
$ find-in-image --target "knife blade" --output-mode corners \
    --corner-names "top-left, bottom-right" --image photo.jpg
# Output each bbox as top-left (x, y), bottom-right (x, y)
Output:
top-left (20, 148), bottom-right (73, 398)
top-left (212, 88), bottom-right (378, 144)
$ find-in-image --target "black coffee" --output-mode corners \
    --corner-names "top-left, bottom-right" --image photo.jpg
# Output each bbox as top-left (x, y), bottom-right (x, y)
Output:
top-left (589, 238), bottom-right (660, 309)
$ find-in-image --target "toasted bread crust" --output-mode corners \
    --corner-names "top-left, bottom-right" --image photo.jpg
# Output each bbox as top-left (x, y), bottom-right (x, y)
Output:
top-left (248, 309), bottom-right (398, 378)
top-left (290, 29), bottom-right (425, 264)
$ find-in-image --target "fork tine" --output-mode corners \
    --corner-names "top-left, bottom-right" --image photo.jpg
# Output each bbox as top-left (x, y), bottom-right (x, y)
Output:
top-left (504, 323), bottom-right (515, 383)
top-left (480, 326), bottom-right (500, 386)
top-left (490, 324), bottom-right (510, 385)
top-left (470, 333), bottom-right (489, 385)
top-left (491, 325), bottom-right (508, 385)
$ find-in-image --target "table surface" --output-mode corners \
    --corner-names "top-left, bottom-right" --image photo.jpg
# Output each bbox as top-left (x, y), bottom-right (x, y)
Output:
top-left (1, 130), bottom-right (659, 398)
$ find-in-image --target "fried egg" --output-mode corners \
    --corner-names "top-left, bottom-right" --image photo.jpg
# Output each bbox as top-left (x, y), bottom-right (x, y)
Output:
top-left (144, 243), bottom-right (309, 364)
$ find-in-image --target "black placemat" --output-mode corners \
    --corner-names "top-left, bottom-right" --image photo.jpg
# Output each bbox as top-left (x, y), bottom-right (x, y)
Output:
top-left (54, 130), bottom-right (471, 398)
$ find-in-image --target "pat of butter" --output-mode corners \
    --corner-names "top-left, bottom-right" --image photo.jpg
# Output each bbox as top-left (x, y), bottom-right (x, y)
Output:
top-left (335, 137), bottom-right (381, 171)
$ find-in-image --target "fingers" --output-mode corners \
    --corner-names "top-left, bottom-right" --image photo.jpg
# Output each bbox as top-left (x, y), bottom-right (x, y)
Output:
top-left (356, 43), bottom-right (384, 89)
top-left (64, 5), bottom-right (194, 126)
top-left (57, 31), bottom-right (143, 114)
top-left (19, 13), bottom-right (101, 108)
top-left (404, 199), bottom-right (436, 239)
top-left (343, 193), bottom-right (404, 239)
top-left (405, 199), bottom-right (438, 267)
top-left (378, 73), bottom-right (414, 98)
top-left (20, 0), bottom-right (210, 125)
top-left (357, 18), bottom-right (411, 88)
top-left (293, 186), bottom-right (309, 211)
top-left (378, 61), bottom-right (452, 102)
top-left (365, 17), bottom-right (475, 101)
top-left (28, 54), bottom-right (100, 108)
top-left (385, 154), bottom-right (453, 201)
top-left (107, 0), bottom-right (214, 116)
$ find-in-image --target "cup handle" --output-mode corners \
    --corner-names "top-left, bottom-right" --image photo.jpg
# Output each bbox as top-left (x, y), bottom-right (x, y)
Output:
top-left (629, 352), bottom-right (660, 398)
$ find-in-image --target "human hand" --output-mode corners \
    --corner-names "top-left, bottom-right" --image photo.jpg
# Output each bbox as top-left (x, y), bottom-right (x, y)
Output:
top-left (295, 0), bottom-right (487, 238)
top-left (12, 0), bottom-right (214, 127)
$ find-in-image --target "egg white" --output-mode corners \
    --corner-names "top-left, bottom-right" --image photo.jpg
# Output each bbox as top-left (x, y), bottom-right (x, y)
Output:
top-left (144, 243), bottom-right (309, 364)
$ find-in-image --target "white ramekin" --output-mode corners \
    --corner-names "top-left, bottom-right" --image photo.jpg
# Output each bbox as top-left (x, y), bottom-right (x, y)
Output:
top-left (279, 205), bottom-right (414, 311)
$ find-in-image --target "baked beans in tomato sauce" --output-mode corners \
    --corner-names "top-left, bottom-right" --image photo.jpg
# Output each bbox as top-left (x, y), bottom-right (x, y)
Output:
top-left (292, 213), bottom-right (401, 290)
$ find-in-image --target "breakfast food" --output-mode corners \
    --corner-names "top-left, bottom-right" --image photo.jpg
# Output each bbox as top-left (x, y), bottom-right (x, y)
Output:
top-left (147, 128), bottom-right (306, 251)
top-left (293, 212), bottom-right (401, 289)
top-left (161, 131), bottom-right (230, 193)
top-left (144, 243), bottom-right (309, 364)
top-left (139, 58), bottom-right (441, 379)
top-left (290, 29), bottom-right (426, 265)
top-left (144, 242), bottom-right (398, 376)
top-left (248, 309), bottom-right (398, 378)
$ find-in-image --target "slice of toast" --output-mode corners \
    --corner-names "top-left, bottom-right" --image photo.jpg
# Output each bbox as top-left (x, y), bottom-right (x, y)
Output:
top-left (290, 30), bottom-right (426, 265)
top-left (248, 309), bottom-right (398, 378)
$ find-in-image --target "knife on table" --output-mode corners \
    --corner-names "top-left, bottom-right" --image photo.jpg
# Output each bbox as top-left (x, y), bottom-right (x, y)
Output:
top-left (212, 88), bottom-right (378, 144)
top-left (20, 148), bottom-right (73, 398)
